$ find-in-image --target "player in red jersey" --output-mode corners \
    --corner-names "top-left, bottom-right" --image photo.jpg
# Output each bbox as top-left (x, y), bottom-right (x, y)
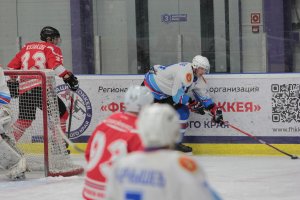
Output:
top-left (83, 85), bottom-right (154, 200)
top-left (6, 26), bottom-right (78, 142)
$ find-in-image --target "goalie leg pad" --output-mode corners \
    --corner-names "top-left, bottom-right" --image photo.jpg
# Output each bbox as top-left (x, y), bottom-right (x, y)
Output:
top-left (0, 136), bottom-right (22, 170)
top-left (7, 156), bottom-right (27, 180)
top-left (0, 105), bottom-right (12, 134)
top-left (0, 137), bottom-right (27, 180)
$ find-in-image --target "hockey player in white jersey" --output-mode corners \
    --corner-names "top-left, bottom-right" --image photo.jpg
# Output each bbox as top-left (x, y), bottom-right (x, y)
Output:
top-left (0, 67), bottom-right (27, 180)
top-left (106, 104), bottom-right (222, 200)
top-left (142, 55), bottom-right (223, 153)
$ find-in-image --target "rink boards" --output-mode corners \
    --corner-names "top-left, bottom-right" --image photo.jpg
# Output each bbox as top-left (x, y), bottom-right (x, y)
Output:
top-left (53, 73), bottom-right (300, 156)
top-left (67, 143), bottom-right (300, 156)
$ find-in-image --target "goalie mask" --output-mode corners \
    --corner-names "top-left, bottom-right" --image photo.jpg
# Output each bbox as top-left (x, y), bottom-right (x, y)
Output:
top-left (40, 26), bottom-right (60, 41)
top-left (124, 86), bottom-right (154, 113)
top-left (192, 55), bottom-right (210, 74)
top-left (137, 104), bottom-right (181, 148)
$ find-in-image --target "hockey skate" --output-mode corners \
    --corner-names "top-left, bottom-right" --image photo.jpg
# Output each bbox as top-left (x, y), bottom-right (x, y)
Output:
top-left (175, 143), bottom-right (193, 153)
top-left (7, 156), bottom-right (27, 180)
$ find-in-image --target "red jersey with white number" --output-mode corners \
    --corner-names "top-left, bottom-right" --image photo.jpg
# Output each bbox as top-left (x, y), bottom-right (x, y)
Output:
top-left (7, 41), bottom-right (63, 94)
top-left (83, 112), bottom-right (143, 200)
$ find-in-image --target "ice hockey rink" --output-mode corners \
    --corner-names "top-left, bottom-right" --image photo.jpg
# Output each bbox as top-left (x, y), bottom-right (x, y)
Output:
top-left (0, 155), bottom-right (299, 200)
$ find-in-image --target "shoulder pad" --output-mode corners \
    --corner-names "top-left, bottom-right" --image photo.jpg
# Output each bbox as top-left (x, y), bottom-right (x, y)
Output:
top-left (179, 65), bottom-right (193, 87)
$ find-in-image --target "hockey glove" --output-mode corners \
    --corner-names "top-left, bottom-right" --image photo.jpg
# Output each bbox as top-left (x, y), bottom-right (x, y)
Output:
top-left (7, 80), bottom-right (19, 98)
top-left (188, 100), bottom-right (205, 115)
top-left (149, 66), bottom-right (156, 74)
top-left (63, 73), bottom-right (79, 91)
top-left (210, 105), bottom-right (224, 125)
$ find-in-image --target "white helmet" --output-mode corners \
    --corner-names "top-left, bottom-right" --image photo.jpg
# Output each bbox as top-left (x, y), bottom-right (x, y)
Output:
top-left (192, 55), bottom-right (210, 73)
top-left (124, 85), bottom-right (154, 113)
top-left (137, 104), bottom-right (181, 148)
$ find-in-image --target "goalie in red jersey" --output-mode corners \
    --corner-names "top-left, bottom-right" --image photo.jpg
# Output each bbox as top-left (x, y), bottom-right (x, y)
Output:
top-left (6, 26), bottom-right (79, 143)
top-left (83, 85), bottom-right (154, 200)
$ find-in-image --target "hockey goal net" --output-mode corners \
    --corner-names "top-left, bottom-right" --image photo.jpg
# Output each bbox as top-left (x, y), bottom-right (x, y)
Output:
top-left (3, 70), bottom-right (84, 177)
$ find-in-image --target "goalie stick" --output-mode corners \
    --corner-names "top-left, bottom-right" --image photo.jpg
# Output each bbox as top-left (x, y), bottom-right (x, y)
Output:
top-left (205, 111), bottom-right (299, 159)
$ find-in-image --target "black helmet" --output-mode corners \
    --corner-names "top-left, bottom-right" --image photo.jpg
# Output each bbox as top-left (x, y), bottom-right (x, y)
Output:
top-left (40, 26), bottom-right (60, 41)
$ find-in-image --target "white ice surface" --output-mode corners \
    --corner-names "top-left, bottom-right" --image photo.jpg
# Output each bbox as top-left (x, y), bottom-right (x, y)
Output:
top-left (0, 155), bottom-right (299, 200)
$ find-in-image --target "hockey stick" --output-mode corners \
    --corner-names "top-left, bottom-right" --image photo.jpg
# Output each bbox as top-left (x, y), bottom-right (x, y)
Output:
top-left (205, 111), bottom-right (299, 159)
top-left (56, 125), bottom-right (85, 153)
top-left (65, 91), bottom-right (75, 150)
top-left (67, 91), bottom-right (75, 139)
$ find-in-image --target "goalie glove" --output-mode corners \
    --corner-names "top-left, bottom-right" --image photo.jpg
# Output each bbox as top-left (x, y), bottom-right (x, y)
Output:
top-left (210, 104), bottom-right (224, 125)
top-left (63, 72), bottom-right (79, 91)
top-left (188, 99), bottom-right (205, 115)
top-left (7, 80), bottom-right (19, 98)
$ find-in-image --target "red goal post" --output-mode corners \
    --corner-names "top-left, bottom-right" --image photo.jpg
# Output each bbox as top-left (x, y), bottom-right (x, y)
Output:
top-left (3, 70), bottom-right (84, 177)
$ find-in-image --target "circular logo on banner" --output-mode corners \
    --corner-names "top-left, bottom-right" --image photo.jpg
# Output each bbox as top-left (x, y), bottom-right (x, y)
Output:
top-left (56, 84), bottom-right (92, 139)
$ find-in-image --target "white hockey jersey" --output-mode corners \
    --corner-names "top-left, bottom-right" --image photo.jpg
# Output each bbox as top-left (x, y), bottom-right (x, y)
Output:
top-left (188, 75), bottom-right (215, 108)
top-left (145, 62), bottom-right (194, 105)
top-left (144, 62), bottom-right (215, 108)
top-left (106, 150), bottom-right (222, 200)
top-left (0, 68), bottom-right (11, 105)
